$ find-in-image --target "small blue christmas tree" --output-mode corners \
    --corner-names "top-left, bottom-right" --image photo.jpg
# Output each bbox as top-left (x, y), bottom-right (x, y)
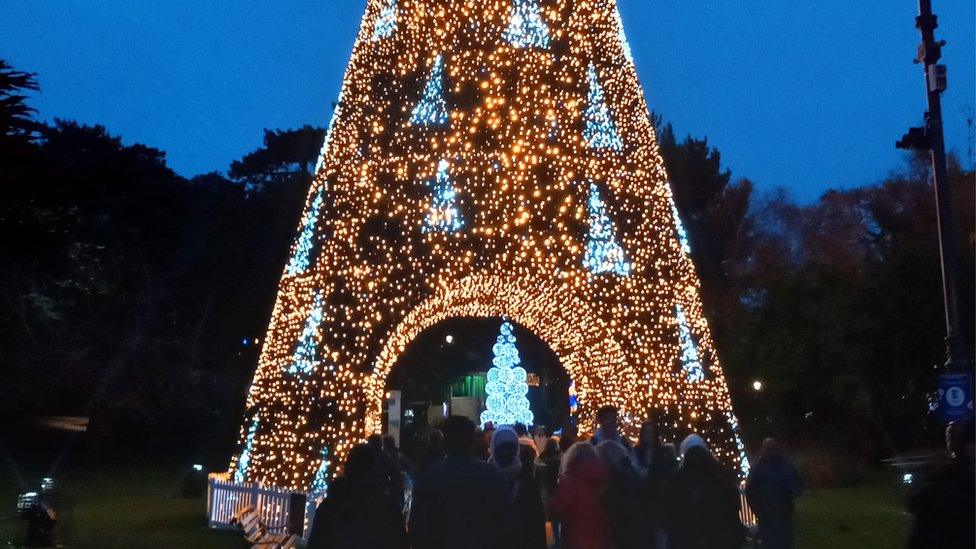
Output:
top-left (234, 415), bottom-right (260, 483)
top-left (372, 0), bottom-right (397, 40)
top-left (503, 0), bottom-right (550, 49)
top-left (481, 320), bottom-right (533, 427)
top-left (584, 182), bottom-right (631, 276)
top-left (410, 54), bottom-right (449, 126)
top-left (423, 160), bottom-right (463, 233)
top-left (583, 64), bottom-right (623, 151)
top-left (675, 304), bottom-right (705, 382)
top-left (310, 445), bottom-right (331, 494)
top-left (670, 199), bottom-right (692, 255)
top-left (285, 188), bottom-right (324, 276)
top-left (286, 291), bottom-right (324, 374)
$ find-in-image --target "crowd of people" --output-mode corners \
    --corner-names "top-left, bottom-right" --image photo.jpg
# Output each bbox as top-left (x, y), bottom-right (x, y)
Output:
top-left (308, 405), bottom-right (806, 549)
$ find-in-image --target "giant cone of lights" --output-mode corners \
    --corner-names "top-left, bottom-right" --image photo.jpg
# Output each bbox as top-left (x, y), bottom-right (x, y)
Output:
top-left (229, 0), bottom-right (750, 490)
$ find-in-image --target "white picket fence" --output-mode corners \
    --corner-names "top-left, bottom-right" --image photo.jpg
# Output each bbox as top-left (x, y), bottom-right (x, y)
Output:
top-left (206, 473), bottom-right (322, 539)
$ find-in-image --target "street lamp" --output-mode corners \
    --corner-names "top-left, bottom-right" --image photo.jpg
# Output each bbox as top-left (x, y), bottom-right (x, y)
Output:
top-left (445, 334), bottom-right (454, 344)
top-left (752, 380), bottom-right (763, 392)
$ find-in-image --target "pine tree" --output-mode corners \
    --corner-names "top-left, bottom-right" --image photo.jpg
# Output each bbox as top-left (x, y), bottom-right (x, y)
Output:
top-left (481, 320), bottom-right (533, 427)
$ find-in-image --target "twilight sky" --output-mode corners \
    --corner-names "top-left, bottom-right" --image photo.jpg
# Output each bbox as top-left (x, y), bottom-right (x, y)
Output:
top-left (2, 1), bottom-right (973, 202)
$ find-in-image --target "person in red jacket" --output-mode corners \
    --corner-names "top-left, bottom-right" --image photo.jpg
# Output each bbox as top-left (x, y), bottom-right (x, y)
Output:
top-left (548, 441), bottom-right (610, 549)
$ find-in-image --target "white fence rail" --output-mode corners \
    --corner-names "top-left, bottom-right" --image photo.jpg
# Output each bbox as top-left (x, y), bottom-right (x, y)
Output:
top-left (207, 473), bottom-right (321, 539)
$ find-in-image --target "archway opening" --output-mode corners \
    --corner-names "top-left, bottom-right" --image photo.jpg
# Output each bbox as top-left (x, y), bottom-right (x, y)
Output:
top-left (382, 316), bottom-right (570, 461)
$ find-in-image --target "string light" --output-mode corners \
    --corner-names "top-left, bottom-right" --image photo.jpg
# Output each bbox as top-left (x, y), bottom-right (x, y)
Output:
top-left (372, 0), bottom-right (397, 41)
top-left (583, 182), bottom-right (631, 276)
top-left (229, 0), bottom-right (751, 491)
top-left (285, 291), bottom-right (325, 375)
top-left (503, 0), bottom-right (551, 50)
top-left (285, 189), bottom-right (324, 276)
top-left (310, 446), bottom-right (331, 495)
top-left (409, 54), bottom-right (449, 126)
top-left (675, 304), bottom-right (705, 383)
top-left (423, 159), bottom-right (463, 233)
top-left (234, 415), bottom-right (259, 483)
top-left (583, 63), bottom-right (623, 151)
top-left (481, 319), bottom-right (534, 427)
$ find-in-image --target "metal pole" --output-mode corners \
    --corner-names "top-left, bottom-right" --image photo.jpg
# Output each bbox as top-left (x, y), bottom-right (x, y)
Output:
top-left (911, 0), bottom-right (970, 373)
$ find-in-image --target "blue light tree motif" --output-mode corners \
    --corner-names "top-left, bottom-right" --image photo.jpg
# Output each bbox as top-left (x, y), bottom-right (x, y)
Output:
top-left (583, 64), bottom-right (623, 151)
top-left (285, 188), bottom-right (324, 276)
top-left (372, 0), bottom-right (397, 40)
top-left (675, 304), bottom-right (705, 383)
top-left (310, 446), bottom-right (331, 494)
top-left (481, 320), bottom-right (533, 427)
top-left (724, 411), bottom-right (751, 478)
top-left (584, 182), bottom-right (631, 276)
top-left (285, 291), bottom-right (325, 375)
top-left (409, 54), bottom-right (449, 126)
top-left (670, 198), bottom-right (692, 255)
top-left (234, 415), bottom-right (260, 483)
top-left (503, 0), bottom-right (550, 49)
top-left (423, 159), bottom-right (463, 233)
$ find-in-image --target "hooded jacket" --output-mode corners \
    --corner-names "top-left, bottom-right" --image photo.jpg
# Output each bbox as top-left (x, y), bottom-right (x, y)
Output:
top-left (548, 459), bottom-right (610, 549)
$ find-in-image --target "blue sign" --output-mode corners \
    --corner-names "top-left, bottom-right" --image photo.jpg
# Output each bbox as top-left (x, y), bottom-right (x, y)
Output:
top-left (939, 373), bottom-right (973, 423)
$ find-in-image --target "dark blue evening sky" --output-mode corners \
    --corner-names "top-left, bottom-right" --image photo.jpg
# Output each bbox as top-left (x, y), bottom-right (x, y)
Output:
top-left (2, 1), bottom-right (973, 202)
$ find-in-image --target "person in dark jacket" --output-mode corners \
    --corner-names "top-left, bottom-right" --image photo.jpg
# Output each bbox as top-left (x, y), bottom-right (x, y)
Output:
top-left (409, 416), bottom-right (509, 549)
top-left (744, 438), bottom-right (802, 549)
top-left (535, 436), bottom-right (562, 511)
top-left (598, 440), bottom-right (653, 549)
top-left (589, 405), bottom-right (633, 449)
top-left (906, 418), bottom-right (975, 549)
top-left (306, 443), bottom-right (408, 549)
top-left (664, 434), bottom-right (745, 549)
top-left (549, 441), bottom-right (610, 549)
top-left (417, 428), bottom-right (445, 474)
top-left (489, 427), bottom-right (547, 549)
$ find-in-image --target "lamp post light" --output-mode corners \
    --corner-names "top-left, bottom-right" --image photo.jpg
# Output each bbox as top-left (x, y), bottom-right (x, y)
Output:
top-left (896, 0), bottom-right (972, 376)
top-left (752, 380), bottom-right (763, 392)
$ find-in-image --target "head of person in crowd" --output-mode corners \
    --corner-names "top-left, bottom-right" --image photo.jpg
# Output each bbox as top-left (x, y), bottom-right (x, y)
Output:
top-left (560, 441), bottom-right (602, 476)
top-left (343, 443), bottom-right (380, 482)
top-left (595, 405), bottom-right (620, 438)
top-left (513, 423), bottom-right (529, 437)
top-left (761, 437), bottom-right (782, 459)
top-left (382, 434), bottom-right (398, 454)
top-left (366, 433), bottom-right (383, 450)
top-left (490, 426), bottom-right (521, 478)
top-left (539, 436), bottom-right (562, 461)
top-left (637, 420), bottom-right (657, 448)
top-left (679, 434), bottom-right (719, 473)
top-left (597, 440), bottom-right (630, 473)
top-left (559, 423), bottom-right (578, 452)
top-left (441, 415), bottom-right (476, 458)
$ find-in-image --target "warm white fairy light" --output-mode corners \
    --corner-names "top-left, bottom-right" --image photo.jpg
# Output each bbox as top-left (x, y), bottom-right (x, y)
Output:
top-left (229, 0), bottom-right (749, 491)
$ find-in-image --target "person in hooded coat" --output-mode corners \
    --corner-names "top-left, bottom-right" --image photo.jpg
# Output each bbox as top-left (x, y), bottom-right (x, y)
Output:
top-left (490, 426), bottom-right (547, 549)
top-left (306, 444), bottom-right (408, 549)
top-left (409, 416), bottom-right (509, 549)
top-left (745, 438), bottom-right (802, 549)
top-left (548, 441), bottom-right (610, 549)
top-left (599, 440), bottom-right (653, 549)
top-left (664, 434), bottom-right (745, 549)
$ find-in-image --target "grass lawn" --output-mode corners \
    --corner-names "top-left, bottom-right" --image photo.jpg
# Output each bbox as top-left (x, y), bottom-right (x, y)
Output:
top-left (794, 473), bottom-right (910, 548)
top-left (1, 445), bottom-right (909, 548)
